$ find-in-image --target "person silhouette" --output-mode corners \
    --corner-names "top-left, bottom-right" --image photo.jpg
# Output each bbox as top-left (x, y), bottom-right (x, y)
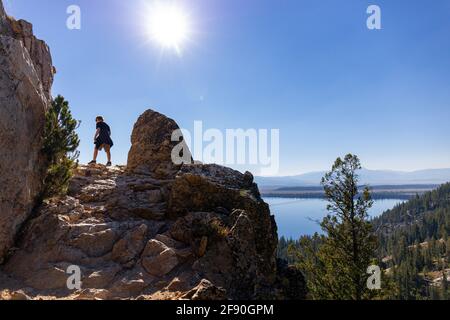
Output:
top-left (89, 116), bottom-right (114, 166)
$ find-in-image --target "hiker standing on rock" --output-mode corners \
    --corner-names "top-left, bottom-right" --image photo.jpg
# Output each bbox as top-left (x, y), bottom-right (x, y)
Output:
top-left (89, 116), bottom-right (114, 166)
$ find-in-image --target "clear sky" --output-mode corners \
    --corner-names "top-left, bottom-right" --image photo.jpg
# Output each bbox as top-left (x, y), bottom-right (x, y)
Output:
top-left (5, 0), bottom-right (450, 175)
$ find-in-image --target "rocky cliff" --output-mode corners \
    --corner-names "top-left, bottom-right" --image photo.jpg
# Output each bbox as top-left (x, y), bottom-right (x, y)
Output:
top-left (0, 3), bottom-right (304, 300)
top-left (0, 1), bottom-right (54, 263)
top-left (0, 110), bottom-right (302, 300)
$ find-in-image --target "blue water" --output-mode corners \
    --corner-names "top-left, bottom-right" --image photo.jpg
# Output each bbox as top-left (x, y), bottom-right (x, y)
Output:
top-left (264, 197), bottom-right (404, 239)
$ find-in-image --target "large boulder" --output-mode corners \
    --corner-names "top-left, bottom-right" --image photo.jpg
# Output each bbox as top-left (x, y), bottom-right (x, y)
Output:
top-left (141, 239), bottom-right (179, 277)
top-left (0, 1), bottom-right (54, 263)
top-left (166, 164), bottom-right (278, 298)
top-left (127, 109), bottom-right (192, 178)
top-left (130, 112), bottom-right (280, 299)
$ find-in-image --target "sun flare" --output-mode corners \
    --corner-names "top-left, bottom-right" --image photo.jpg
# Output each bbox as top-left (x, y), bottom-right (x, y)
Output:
top-left (146, 2), bottom-right (191, 53)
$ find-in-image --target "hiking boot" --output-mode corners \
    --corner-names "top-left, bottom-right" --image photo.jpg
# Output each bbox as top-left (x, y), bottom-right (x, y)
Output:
top-left (106, 161), bottom-right (112, 167)
top-left (88, 160), bottom-right (97, 165)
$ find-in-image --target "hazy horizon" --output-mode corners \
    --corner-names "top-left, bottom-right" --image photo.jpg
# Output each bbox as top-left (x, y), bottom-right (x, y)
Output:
top-left (258, 167), bottom-right (450, 178)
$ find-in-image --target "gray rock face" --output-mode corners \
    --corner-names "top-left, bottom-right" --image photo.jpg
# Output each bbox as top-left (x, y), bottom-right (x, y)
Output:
top-left (0, 1), bottom-right (8, 32)
top-left (141, 239), bottom-right (179, 277)
top-left (0, 1), bottom-right (54, 263)
top-left (127, 109), bottom-right (192, 178)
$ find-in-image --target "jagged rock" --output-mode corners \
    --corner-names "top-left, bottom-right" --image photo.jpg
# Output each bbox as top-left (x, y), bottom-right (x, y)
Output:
top-left (167, 164), bottom-right (261, 216)
top-left (155, 234), bottom-right (184, 249)
top-left (181, 279), bottom-right (227, 300)
top-left (275, 259), bottom-right (307, 300)
top-left (71, 289), bottom-right (111, 300)
top-left (7, 19), bottom-right (54, 97)
top-left (0, 0), bottom-right (55, 263)
top-left (1, 175), bottom-right (168, 293)
top-left (111, 224), bottom-right (148, 265)
top-left (127, 109), bottom-right (192, 178)
top-left (71, 228), bottom-right (119, 257)
top-left (110, 278), bottom-right (147, 298)
top-left (0, 112), bottom-right (284, 301)
top-left (167, 165), bottom-right (278, 299)
top-left (227, 211), bottom-right (258, 293)
top-left (83, 266), bottom-right (121, 288)
top-left (0, 289), bottom-right (31, 300)
top-left (141, 240), bottom-right (179, 277)
top-left (166, 277), bottom-right (186, 292)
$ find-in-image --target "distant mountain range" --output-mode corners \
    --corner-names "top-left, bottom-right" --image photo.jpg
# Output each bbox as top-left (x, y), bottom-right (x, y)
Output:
top-left (255, 168), bottom-right (450, 188)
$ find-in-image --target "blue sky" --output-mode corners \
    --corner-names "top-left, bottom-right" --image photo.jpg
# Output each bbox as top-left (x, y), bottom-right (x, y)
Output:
top-left (5, 0), bottom-right (450, 175)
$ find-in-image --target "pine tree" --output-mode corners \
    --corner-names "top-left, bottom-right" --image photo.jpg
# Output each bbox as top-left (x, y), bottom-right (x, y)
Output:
top-left (41, 95), bottom-right (80, 199)
top-left (295, 154), bottom-right (378, 300)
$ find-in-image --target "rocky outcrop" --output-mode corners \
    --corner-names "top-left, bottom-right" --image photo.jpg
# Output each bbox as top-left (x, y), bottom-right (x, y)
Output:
top-left (0, 0), bottom-right (54, 263)
top-left (275, 259), bottom-right (307, 300)
top-left (181, 279), bottom-right (227, 300)
top-left (0, 108), bottom-right (300, 300)
top-left (127, 109), bottom-right (192, 178)
top-left (0, 2), bottom-right (305, 300)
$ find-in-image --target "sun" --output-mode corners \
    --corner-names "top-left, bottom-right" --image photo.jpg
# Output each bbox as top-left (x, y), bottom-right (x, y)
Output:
top-left (146, 2), bottom-right (191, 54)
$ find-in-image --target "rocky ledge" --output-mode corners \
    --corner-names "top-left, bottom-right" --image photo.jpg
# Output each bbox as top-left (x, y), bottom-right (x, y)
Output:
top-left (0, 110), bottom-right (305, 300)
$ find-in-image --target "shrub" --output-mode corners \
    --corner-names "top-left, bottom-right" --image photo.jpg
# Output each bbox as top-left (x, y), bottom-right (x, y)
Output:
top-left (192, 217), bottom-right (230, 241)
top-left (41, 95), bottom-right (80, 199)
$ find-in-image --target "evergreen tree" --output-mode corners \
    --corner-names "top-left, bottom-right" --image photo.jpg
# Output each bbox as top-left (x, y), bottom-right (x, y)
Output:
top-left (294, 154), bottom-right (378, 300)
top-left (41, 95), bottom-right (80, 199)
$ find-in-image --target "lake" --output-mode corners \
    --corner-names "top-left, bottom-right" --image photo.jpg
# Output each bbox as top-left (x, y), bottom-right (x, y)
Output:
top-left (263, 197), bottom-right (404, 239)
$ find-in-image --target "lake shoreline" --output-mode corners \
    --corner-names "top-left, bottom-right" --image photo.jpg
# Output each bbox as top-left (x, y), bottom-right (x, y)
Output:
top-left (263, 197), bottom-right (405, 239)
top-left (261, 193), bottom-right (413, 200)
top-left (261, 184), bottom-right (437, 200)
